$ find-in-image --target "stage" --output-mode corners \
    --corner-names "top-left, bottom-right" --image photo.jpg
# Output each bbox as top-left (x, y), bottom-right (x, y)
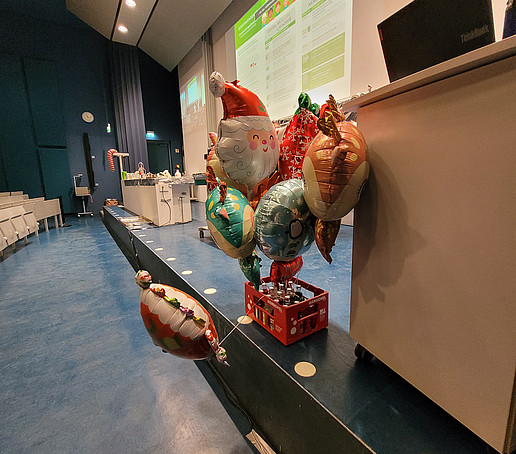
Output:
top-left (103, 202), bottom-right (492, 454)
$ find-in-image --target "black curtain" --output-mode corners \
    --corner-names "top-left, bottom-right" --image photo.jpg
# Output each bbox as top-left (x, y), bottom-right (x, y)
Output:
top-left (109, 42), bottom-right (148, 173)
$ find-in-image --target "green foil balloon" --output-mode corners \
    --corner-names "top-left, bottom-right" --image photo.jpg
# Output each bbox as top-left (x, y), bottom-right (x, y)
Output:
top-left (238, 252), bottom-right (261, 290)
top-left (206, 186), bottom-right (255, 259)
top-left (254, 179), bottom-right (314, 261)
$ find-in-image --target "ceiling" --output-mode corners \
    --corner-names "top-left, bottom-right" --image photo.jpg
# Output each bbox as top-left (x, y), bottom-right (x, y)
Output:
top-left (65, 0), bottom-right (233, 71)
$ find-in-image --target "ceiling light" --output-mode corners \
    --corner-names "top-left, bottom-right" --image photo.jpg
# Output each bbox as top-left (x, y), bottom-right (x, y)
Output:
top-left (125, 0), bottom-right (136, 7)
top-left (118, 25), bottom-right (128, 33)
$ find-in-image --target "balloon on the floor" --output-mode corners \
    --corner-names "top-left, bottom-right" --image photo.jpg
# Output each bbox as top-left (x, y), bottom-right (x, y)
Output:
top-left (254, 179), bottom-right (314, 261)
top-left (314, 218), bottom-right (341, 264)
top-left (270, 256), bottom-right (303, 284)
top-left (209, 71), bottom-right (279, 196)
top-left (205, 183), bottom-right (256, 259)
top-left (303, 94), bottom-right (369, 221)
top-left (136, 270), bottom-right (227, 364)
top-left (238, 251), bottom-right (261, 290)
top-left (278, 93), bottom-right (319, 181)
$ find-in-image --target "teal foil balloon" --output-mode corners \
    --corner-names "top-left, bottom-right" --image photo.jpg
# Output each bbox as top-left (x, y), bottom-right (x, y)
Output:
top-left (254, 179), bottom-right (314, 261)
top-left (206, 186), bottom-right (256, 259)
top-left (239, 252), bottom-right (261, 290)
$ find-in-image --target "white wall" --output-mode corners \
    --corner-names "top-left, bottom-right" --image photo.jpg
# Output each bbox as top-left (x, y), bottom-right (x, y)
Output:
top-left (178, 41), bottom-right (208, 201)
top-left (178, 0), bottom-right (509, 201)
top-left (350, 0), bottom-right (507, 95)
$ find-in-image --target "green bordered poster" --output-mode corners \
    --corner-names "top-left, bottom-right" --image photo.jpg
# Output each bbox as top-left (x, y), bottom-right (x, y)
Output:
top-left (235, 0), bottom-right (353, 120)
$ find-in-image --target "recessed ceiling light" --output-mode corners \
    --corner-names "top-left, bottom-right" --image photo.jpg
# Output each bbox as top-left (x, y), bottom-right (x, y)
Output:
top-left (118, 25), bottom-right (128, 33)
top-left (125, 0), bottom-right (136, 7)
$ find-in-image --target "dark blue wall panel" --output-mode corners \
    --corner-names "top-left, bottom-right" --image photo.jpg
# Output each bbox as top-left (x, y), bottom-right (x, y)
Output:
top-left (0, 53), bottom-right (44, 196)
top-left (0, 8), bottom-right (184, 213)
top-left (24, 57), bottom-right (67, 147)
top-left (38, 147), bottom-right (73, 213)
top-left (0, 10), bottom-right (118, 213)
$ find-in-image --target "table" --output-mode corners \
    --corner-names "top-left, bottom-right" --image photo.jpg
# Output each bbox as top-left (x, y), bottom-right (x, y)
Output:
top-left (121, 177), bottom-right (193, 226)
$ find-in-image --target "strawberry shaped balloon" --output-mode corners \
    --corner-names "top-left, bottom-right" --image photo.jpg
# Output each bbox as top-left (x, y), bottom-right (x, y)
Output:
top-left (278, 93), bottom-right (319, 181)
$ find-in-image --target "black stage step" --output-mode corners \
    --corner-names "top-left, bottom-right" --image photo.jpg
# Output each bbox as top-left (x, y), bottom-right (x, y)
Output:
top-left (102, 204), bottom-right (492, 454)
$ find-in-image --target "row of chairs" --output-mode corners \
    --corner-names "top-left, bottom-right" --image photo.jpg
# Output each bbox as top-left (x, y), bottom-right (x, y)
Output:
top-left (0, 206), bottom-right (39, 256)
top-left (0, 196), bottom-right (62, 233)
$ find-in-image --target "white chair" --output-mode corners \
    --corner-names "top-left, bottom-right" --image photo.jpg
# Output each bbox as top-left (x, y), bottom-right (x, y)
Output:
top-left (10, 206), bottom-right (36, 240)
top-left (23, 210), bottom-right (39, 237)
top-left (0, 231), bottom-right (6, 255)
top-left (10, 214), bottom-right (29, 242)
top-left (31, 198), bottom-right (61, 232)
top-left (0, 217), bottom-right (18, 246)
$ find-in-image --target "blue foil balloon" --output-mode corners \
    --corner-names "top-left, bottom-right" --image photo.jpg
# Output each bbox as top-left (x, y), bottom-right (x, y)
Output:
top-left (254, 179), bottom-right (314, 261)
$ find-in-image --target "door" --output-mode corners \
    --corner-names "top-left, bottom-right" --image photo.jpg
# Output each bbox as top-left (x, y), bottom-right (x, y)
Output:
top-left (171, 145), bottom-right (184, 175)
top-left (147, 140), bottom-right (171, 174)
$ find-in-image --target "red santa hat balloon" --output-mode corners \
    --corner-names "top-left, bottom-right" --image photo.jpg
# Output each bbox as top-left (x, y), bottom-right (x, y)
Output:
top-left (209, 72), bottom-right (279, 199)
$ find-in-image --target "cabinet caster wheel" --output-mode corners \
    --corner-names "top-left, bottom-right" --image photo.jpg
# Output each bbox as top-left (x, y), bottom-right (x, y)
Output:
top-left (354, 344), bottom-right (374, 362)
top-left (90, 213), bottom-right (93, 217)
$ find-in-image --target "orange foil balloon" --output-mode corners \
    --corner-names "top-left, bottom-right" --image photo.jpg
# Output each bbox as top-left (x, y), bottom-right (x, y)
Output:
top-left (303, 99), bottom-right (369, 221)
top-left (314, 218), bottom-right (341, 264)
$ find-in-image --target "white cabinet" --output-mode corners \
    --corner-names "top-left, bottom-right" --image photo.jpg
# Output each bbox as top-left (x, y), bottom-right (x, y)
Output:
top-left (343, 36), bottom-right (516, 454)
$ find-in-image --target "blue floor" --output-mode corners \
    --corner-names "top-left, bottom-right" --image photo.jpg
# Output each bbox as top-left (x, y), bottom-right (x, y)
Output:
top-left (0, 217), bottom-right (255, 454)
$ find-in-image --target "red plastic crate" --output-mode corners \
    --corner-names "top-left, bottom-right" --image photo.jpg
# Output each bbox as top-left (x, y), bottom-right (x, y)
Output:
top-left (244, 276), bottom-right (329, 345)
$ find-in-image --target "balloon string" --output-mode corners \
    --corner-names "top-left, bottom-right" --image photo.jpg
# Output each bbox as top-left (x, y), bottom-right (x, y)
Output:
top-left (218, 305), bottom-right (252, 346)
top-left (218, 291), bottom-right (268, 346)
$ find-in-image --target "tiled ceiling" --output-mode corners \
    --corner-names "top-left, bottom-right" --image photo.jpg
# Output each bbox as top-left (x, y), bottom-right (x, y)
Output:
top-left (65, 0), bottom-right (233, 71)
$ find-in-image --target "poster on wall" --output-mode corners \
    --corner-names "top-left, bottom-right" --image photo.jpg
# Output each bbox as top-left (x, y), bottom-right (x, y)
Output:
top-left (235, 0), bottom-right (353, 121)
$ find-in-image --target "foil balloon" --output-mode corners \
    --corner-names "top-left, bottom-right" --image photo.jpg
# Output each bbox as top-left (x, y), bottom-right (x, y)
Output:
top-left (209, 71), bottom-right (279, 194)
top-left (270, 256), bottom-right (303, 284)
top-left (278, 93), bottom-right (319, 181)
top-left (248, 170), bottom-right (281, 211)
top-left (254, 179), bottom-right (314, 261)
top-left (206, 184), bottom-right (255, 259)
top-left (206, 132), bottom-right (248, 194)
top-left (303, 95), bottom-right (369, 221)
top-left (239, 252), bottom-right (261, 290)
top-left (315, 218), bottom-right (341, 264)
top-left (136, 270), bottom-right (227, 364)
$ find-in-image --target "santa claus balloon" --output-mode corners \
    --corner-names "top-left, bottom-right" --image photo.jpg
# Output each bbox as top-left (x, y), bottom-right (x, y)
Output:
top-left (209, 72), bottom-right (279, 200)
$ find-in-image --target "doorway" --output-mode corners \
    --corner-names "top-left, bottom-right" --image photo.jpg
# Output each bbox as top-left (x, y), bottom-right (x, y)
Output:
top-left (147, 140), bottom-right (184, 175)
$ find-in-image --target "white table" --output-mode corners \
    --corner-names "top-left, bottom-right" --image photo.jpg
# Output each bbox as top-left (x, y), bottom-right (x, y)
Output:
top-left (121, 178), bottom-right (193, 227)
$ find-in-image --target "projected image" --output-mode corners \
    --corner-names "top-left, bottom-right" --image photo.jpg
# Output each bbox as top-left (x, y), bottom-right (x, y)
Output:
top-left (235, 0), bottom-right (353, 121)
top-left (180, 73), bottom-right (206, 134)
